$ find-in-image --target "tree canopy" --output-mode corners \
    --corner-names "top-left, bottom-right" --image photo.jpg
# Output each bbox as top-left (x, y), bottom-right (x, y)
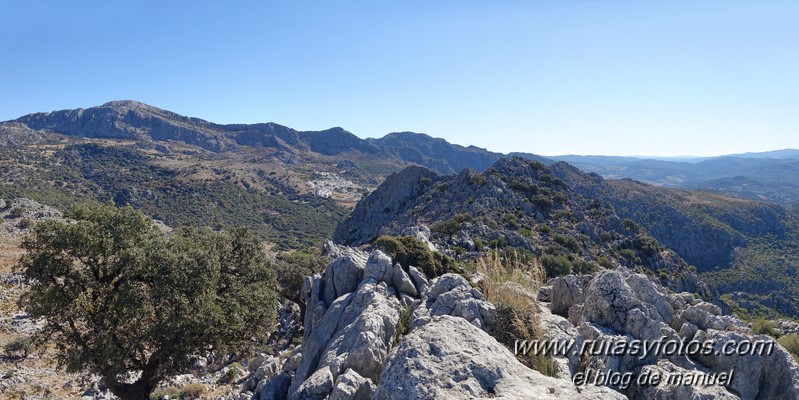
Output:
top-left (17, 203), bottom-right (277, 399)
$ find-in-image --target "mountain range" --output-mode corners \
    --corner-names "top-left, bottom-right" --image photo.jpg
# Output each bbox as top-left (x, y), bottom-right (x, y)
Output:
top-left (2, 100), bottom-right (799, 319)
top-left (5, 100), bottom-right (797, 206)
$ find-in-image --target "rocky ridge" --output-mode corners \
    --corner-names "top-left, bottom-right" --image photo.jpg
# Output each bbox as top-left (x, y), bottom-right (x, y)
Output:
top-left (248, 243), bottom-right (799, 399)
top-left (253, 244), bottom-right (624, 400)
top-left (3, 100), bottom-right (544, 176)
top-left (335, 157), bottom-right (707, 295)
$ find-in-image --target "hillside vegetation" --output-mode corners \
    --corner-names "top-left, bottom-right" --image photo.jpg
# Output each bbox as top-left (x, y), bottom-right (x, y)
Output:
top-left (337, 157), bottom-right (799, 320)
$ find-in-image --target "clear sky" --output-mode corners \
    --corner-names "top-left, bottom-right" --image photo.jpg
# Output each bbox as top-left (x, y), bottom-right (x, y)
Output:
top-left (1, 1), bottom-right (797, 157)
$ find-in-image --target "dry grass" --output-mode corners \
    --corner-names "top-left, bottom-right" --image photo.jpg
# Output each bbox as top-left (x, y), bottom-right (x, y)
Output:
top-left (475, 250), bottom-right (544, 310)
top-left (475, 251), bottom-right (558, 376)
top-left (0, 235), bottom-right (24, 274)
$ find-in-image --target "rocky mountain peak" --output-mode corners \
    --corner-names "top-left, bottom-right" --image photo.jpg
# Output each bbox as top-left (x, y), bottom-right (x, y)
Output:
top-left (101, 99), bottom-right (156, 110)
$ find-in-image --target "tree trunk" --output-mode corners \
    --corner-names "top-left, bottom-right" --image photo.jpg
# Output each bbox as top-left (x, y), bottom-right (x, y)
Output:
top-left (107, 377), bottom-right (156, 400)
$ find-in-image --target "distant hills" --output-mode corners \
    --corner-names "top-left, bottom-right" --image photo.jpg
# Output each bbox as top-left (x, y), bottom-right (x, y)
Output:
top-left (4, 100), bottom-right (548, 176)
top-left (549, 152), bottom-right (799, 206)
top-left (7, 100), bottom-right (797, 206)
top-left (3, 100), bottom-right (799, 319)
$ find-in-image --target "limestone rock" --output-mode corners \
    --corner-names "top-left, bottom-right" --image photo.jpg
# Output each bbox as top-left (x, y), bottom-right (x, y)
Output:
top-left (542, 269), bottom-right (799, 400)
top-left (549, 274), bottom-right (592, 316)
top-left (390, 263), bottom-right (417, 297)
top-left (363, 250), bottom-right (393, 285)
top-left (399, 225), bottom-right (437, 252)
top-left (328, 369), bottom-right (374, 400)
top-left (411, 273), bottom-right (495, 331)
top-left (321, 255), bottom-right (367, 306)
top-left (374, 316), bottom-right (626, 400)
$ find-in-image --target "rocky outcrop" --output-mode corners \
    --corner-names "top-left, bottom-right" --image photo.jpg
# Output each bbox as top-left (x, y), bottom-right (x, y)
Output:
top-left (375, 315), bottom-right (626, 400)
top-left (263, 247), bottom-right (628, 400)
top-left (332, 167), bottom-right (438, 246)
top-left (332, 157), bottom-right (709, 297)
top-left (0, 198), bottom-right (64, 234)
top-left (286, 250), bottom-right (407, 400)
top-left (409, 273), bottom-right (495, 331)
top-left (541, 269), bottom-right (799, 400)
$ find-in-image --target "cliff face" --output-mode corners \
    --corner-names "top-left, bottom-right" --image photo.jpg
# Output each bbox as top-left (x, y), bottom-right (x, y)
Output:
top-left (595, 179), bottom-right (787, 271)
top-left (14, 100), bottom-right (234, 152)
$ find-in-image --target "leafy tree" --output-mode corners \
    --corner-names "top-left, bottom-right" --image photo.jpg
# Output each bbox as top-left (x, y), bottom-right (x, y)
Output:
top-left (17, 203), bottom-right (277, 400)
top-left (274, 250), bottom-right (330, 317)
top-left (431, 219), bottom-right (460, 241)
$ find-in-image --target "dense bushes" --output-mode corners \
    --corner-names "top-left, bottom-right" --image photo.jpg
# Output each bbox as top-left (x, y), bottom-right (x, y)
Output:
top-left (1, 143), bottom-right (347, 249)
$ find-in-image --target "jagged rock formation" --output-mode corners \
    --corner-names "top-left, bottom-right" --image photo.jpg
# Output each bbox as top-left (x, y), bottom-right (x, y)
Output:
top-left (539, 269), bottom-right (799, 400)
top-left (258, 248), bottom-right (628, 400)
top-left (333, 166), bottom-right (438, 246)
top-left (255, 245), bottom-right (799, 399)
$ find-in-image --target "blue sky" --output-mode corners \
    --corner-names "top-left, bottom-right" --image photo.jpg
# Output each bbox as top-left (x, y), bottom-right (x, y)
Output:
top-left (1, 0), bottom-right (797, 157)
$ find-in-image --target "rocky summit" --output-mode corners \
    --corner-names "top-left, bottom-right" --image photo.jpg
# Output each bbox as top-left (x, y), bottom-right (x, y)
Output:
top-left (245, 243), bottom-right (799, 400)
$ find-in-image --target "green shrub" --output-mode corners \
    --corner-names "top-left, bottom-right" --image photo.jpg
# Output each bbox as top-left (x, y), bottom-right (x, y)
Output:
top-left (469, 174), bottom-right (487, 187)
top-left (431, 219), bottom-right (460, 240)
top-left (634, 233), bottom-right (661, 257)
top-left (275, 251), bottom-right (329, 307)
top-left (18, 203), bottom-right (278, 400)
top-left (778, 334), bottom-right (799, 362)
top-left (488, 236), bottom-right (507, 249)
top-left (572, 260), bottom-right (599, 275)
top-left (181, 383), bottom-right (207, 399)
top-left (553, 234), bottom-right (581, 253)
top-left (530, 195), bottom-right (553, 213)
top-left (373, 235), bottom-right (457, 278)
top-left (541, 254), bottom-right (572, 277)
top-left (552, 191), bottom-right (568, 205)
top-left (622, 218), bottom-right (640, 232)
top-left (393, 306), bottom-right (412, 346)
top-left (752, 319), bottom-right (781, 338)
top-left (620, 249), bottom-right (641, 264)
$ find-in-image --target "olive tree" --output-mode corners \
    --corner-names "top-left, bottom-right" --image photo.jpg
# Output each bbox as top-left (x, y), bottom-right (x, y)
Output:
top-left (17, 203), bottom-right (277, 399)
